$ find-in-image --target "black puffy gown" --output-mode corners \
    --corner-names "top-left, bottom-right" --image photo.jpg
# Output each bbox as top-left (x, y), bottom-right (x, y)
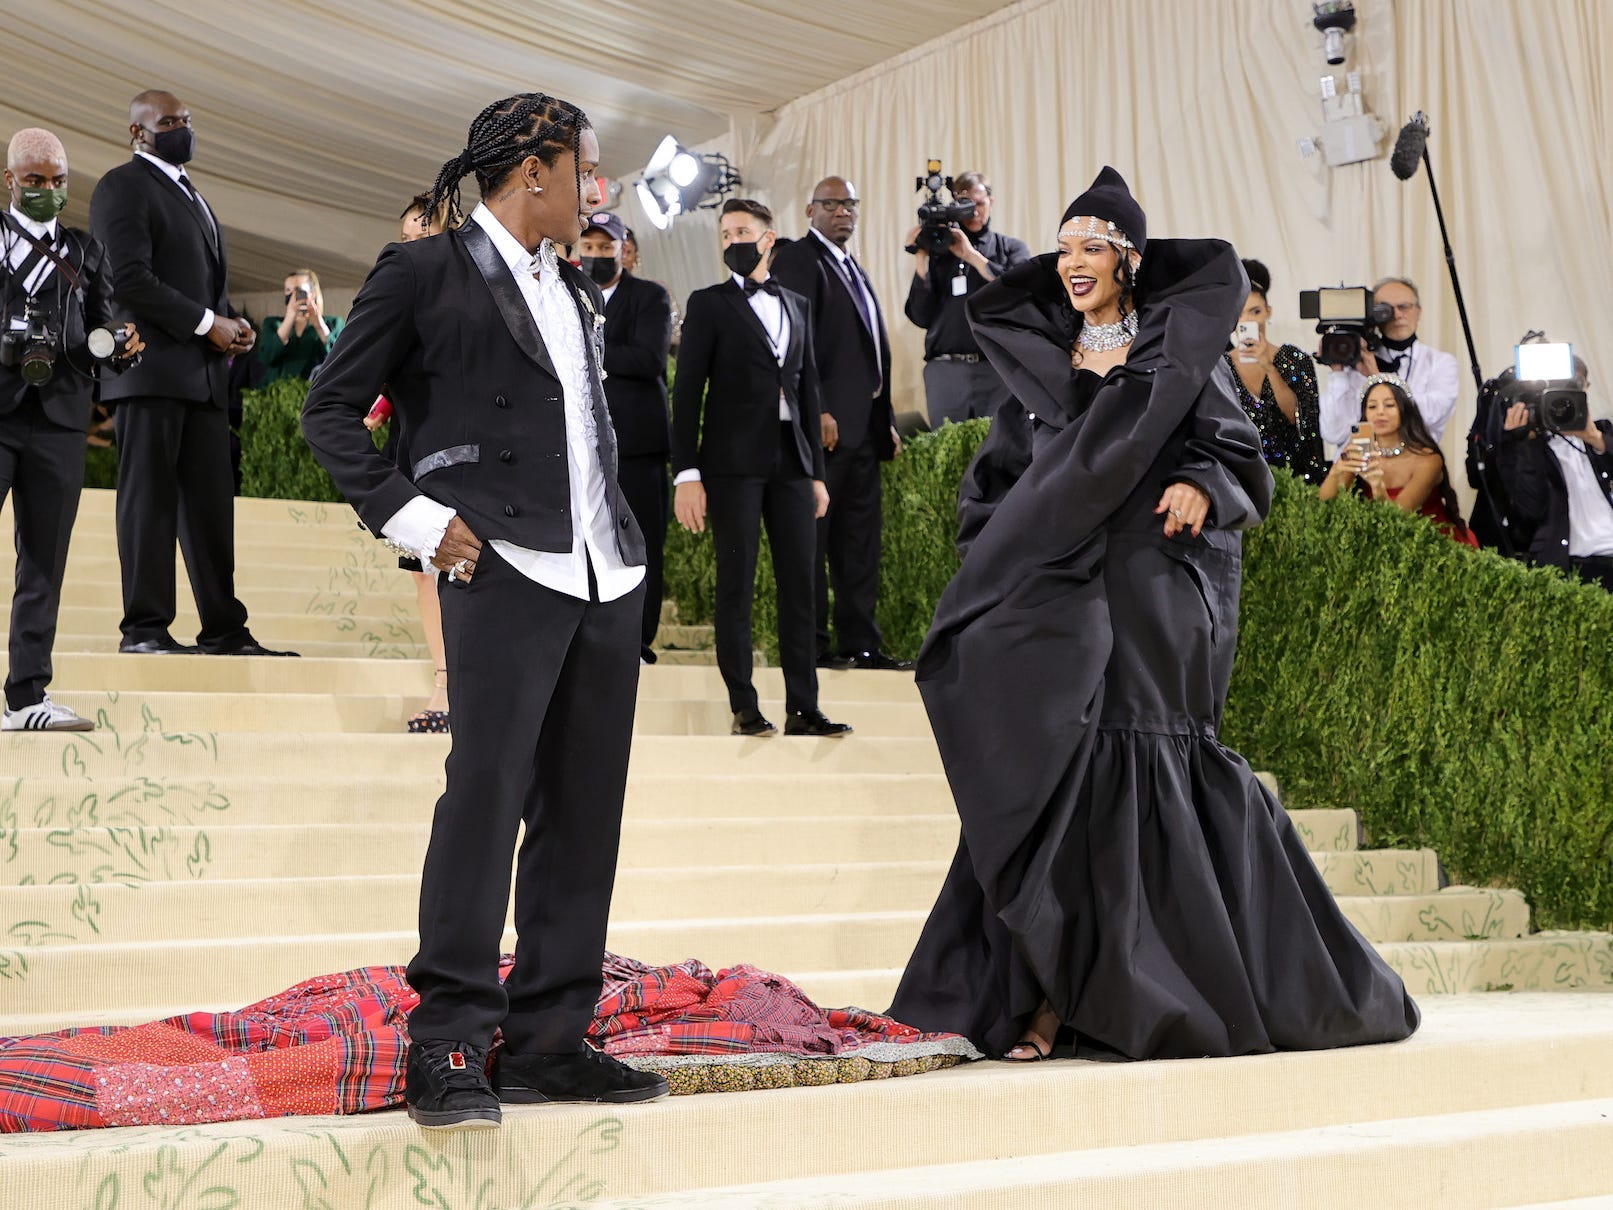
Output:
top-left (888, 240), bottom-right (1419, 1060)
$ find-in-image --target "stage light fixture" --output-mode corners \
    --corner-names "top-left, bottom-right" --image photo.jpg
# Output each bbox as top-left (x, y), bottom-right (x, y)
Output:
top-left (633, 135), bottom-right (742, 229)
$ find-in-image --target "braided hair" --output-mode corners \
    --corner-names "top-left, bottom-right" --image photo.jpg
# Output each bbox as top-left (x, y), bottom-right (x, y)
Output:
top-left (427, 93), bottom-right (590, 223)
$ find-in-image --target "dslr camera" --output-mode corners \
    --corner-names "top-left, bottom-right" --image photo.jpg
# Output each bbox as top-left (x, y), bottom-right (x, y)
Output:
top-left (1299, 285), bottom-right (1394, 368)
top-left (1502, 339), bottom-right (1588, 433)
top-left (911, 160), bottom-right (975, 255)
top-left (0, 302), bottom-right (61, 386)
top-left (0, 299), bottom-right (139, 386)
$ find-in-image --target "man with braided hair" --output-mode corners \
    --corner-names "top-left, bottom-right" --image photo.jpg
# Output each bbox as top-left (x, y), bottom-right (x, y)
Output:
top-left (303, 93), bottom-right (667, 1129)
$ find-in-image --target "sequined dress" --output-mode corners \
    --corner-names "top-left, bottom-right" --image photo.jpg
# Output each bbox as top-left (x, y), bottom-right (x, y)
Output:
top-left (1223, 345), bottom-right (1326, 485)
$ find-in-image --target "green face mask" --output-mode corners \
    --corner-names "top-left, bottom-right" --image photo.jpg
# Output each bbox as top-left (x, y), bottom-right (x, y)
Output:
top-left (16, 186), bottom-right (67, 223)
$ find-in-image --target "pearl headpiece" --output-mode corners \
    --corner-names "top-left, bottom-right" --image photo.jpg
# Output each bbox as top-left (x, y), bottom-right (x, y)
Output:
top-left (1057, 215), bottom-right (1135, 252)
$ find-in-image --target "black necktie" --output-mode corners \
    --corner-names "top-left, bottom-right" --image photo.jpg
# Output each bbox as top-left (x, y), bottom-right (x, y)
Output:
top-left (743, 277), bottom-right (779, 296)
top-left (839, 254), bottom-right (876, 337)
top-left (177, 174), bottom-right (219, 249)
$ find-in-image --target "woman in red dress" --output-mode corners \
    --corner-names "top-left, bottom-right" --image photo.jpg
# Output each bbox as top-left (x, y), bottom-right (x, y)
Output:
top-left (1319, 374), bottom-right (1478, 547)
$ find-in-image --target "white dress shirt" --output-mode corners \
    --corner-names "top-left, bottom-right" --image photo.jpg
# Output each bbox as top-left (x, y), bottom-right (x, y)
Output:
top-left (673, 271), bottom-right (792, 487)
top-left (134, 151), bottom-right (217, 337)
top-left (1548, 434), bottom-right (1613, 558)
top-left (4, 206), bottom-right (61, 328)
top-left (809, 226), bottom-right (882, 382)
top-left (1319, 338), bottom-right (1461, 448)
top-left (380, 205), bottom-right (643, 603)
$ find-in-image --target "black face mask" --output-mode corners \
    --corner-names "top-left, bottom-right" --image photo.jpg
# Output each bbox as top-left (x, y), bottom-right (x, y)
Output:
top-left (723, 240), bottom-right (765, 278)
top-left (145, 126), bottom-right (195, 165)
top-left (579, 256), bottom-right (619, 286)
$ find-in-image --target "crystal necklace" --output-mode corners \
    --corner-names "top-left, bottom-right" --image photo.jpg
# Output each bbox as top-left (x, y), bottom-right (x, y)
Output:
top-left (1077, 308), bottom-right (1139, 354)
top-left (1372, 439), bottom-right (1406, 458)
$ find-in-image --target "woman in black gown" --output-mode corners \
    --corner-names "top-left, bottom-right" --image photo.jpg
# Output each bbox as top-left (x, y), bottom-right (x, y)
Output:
top-left (888, 169), bottom-right (1419, 1062)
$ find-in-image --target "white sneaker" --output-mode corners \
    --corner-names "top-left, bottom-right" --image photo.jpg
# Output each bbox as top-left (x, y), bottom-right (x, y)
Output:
top-left (2, 696), bottom-right (95, 732)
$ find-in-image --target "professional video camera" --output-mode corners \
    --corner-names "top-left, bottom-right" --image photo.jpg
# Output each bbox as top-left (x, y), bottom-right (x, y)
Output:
top-left (1495, 337), bottom-right (1589, 434)
top-left (0, 300), bottom-right (139, 385)
top-left (911, 160), bottom-right (975, 255)
top-left (1299, 285), bottom-right (1394, 368)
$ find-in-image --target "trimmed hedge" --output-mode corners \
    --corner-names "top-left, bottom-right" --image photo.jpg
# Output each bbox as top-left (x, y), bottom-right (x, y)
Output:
top-left (231, 380), bottom-right (1612, 932)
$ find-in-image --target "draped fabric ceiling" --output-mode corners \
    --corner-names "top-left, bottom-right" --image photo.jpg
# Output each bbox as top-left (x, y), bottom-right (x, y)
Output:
top-left (1, 0), bottom-right (1013, 290)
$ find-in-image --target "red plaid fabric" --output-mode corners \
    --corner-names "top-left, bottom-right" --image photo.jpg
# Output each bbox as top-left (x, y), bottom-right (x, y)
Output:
top-left (1, 955), bottom-right (961, 1133)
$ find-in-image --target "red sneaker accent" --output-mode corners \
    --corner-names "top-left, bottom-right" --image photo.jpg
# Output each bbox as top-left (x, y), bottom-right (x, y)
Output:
top-left (448, 1051), bottom-right (466, 1070)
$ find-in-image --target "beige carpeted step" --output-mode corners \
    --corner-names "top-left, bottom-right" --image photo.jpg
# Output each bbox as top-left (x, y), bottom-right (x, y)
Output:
top-left (41, 689), bottom-right (934, 736)
top-left (0, 812), bottom-right (1432, 887)
top-left (6, 916), bottom-right (1598, 1023)
top-left (0, 877), bottom-right (1527, 950)
top-left (588, 1098), bottom-right (1613, 1209)
top-left (16, 630), bottom-right (432, 659)
top-left (56, 579), bottom-right (416, 612)
top-left (1, 996), bottom-right (1610, 1209)
top-left (0, 731), bottom-right (948, 779)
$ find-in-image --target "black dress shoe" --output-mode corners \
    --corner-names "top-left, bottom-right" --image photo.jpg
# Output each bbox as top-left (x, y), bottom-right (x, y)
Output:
top-left (640, 646), bottom-right (659, 665)
top-left (815, 652), bottom-right (854, 671)
top-left (493, 1044), bottom-right (669, 1105)
top-left (784, 708), bottom-right (853, 737)
top-left (405, 1039), bottom-right (501, 1129)
top-left (731, 710), bottom-right (777, 737)
top-left (205, 641), bottom-right (300, 657)
top-left (848, 650), bottom-right (916, 671)
top-left (118, 636), bottom-right (201, 655)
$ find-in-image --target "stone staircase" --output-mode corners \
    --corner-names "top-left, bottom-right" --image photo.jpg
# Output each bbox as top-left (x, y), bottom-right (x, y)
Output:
top-left (1, 489), bottom-right (1611, 1208)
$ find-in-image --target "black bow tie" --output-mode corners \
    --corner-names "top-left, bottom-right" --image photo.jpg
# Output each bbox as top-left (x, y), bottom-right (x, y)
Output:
top-left (743, 278), bottom-right (780, 296)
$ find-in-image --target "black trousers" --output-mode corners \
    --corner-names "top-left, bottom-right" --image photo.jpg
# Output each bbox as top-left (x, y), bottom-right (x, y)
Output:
top-left (617, 452), bottom-right (669, 657)
top-left (706, 423), bottom-right (818, 716)
top-left (407, 546), bottom-right (643, 1053)
top-left (1570, 555), bottom-right (1613, 593)
top-left (0, 394), bottom-right (86, 711)
top-left (817, 436), bottom-right (883, 658)
top-left (113, 397), bottom-right (250, 649)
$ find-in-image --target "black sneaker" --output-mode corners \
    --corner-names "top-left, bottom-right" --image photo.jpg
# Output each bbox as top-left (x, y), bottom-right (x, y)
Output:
top-left (405, 1039), bottom-right (501, 1129)
top-left (493, 1044), bottom-right (670, 1105)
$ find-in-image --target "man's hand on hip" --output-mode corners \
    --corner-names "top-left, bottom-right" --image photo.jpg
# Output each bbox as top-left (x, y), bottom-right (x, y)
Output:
top-left (430, 516), bottom-right (484, 583)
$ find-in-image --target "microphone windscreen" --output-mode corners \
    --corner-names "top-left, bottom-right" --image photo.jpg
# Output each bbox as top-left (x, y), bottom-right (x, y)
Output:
top-left (1390, 116), bottom-right (1429, 180)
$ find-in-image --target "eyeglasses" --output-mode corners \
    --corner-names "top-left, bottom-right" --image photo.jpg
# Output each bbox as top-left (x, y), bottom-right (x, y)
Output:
top-left (1384, 301), bottom-right (1420, 313)
top-left (812, 198), bottom-right (859, 213)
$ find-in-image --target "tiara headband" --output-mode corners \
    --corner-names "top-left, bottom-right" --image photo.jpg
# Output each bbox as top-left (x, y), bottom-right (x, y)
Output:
top-left (1057, 215), bottom-right (1135, 252)
top-left (1358, 372), bottom-right (1412, 406)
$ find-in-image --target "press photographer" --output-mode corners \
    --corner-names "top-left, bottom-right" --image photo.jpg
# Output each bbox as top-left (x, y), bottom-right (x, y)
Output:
top-left (903, 168), bottom-right (1028, 427)
top-left (1317, 276), bottom-right (1460, 448)
top-left (1493, 343), bottom-right (1613, 588)
top-left (2, 128), bottom-right (143, 732)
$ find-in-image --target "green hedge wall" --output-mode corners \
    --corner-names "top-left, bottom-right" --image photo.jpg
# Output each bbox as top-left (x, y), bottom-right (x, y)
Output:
top-left (230, 380), bottom-right (1612, 932)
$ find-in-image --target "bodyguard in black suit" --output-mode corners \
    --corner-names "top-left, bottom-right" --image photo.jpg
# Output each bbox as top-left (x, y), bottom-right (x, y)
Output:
top-left (89, 91), bottom-right (288, 656)
top-left (577, 211), bottom-right (673, 662)
top-left (1, 128), bottom-right (143, 732)
top-left (302, 94), bottom-right (665, 1129)
top-left (672, 198), bottom-right (849, 738)
top-left (771, 176), bottom-right (910, 671)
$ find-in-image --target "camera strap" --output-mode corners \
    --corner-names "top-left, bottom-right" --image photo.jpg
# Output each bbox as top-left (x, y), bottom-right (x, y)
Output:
top-left (0, 213), bottom-right (84, 294)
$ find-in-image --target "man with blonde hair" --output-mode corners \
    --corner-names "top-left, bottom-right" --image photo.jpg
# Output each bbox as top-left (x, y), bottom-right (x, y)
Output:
top-left (2, 127), bottom-right (143, 730)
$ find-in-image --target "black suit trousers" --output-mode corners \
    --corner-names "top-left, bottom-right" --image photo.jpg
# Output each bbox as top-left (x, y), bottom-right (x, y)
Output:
top-left (705, 424), bottom-right (819, 717)
top-left (406, 545), bottom-right (643, 1053)
top-left (817, 437), bottom-right (883, 657)
top-left (112, 397), bottom-right (249, 648)
top-left (617, 453), bottom-right (669, 655)
top-left (0, 394), bottom-right (87, 710)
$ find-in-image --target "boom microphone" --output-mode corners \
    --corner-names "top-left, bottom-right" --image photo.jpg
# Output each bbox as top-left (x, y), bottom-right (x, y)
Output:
top-left (1390, 112), bottom-right (1430, 181)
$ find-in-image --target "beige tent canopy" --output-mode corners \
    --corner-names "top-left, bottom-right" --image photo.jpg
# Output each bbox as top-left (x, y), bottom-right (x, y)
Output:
top-left (2, 0), bottom-right (1010, 290)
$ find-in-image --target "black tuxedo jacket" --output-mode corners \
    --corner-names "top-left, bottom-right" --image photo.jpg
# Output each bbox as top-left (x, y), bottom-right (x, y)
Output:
top-left (90, 157), bottom-right (232, 406)
top-left (0, 224), bottom-right (118, 431)
top-left (771, 233), bottom-right (894, 457)
top-left (671, 278), bottom-right (826, 482)
top-left (301, 222), bottom-right (645, 563)
top-left (601, 271), bottom-right (672, 457)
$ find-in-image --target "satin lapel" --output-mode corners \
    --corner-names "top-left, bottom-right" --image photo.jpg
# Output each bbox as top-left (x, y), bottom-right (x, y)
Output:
top-left (720, 280), bottom-right (777, 357)
top-left (458, 222), bottom-right (557, 378)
